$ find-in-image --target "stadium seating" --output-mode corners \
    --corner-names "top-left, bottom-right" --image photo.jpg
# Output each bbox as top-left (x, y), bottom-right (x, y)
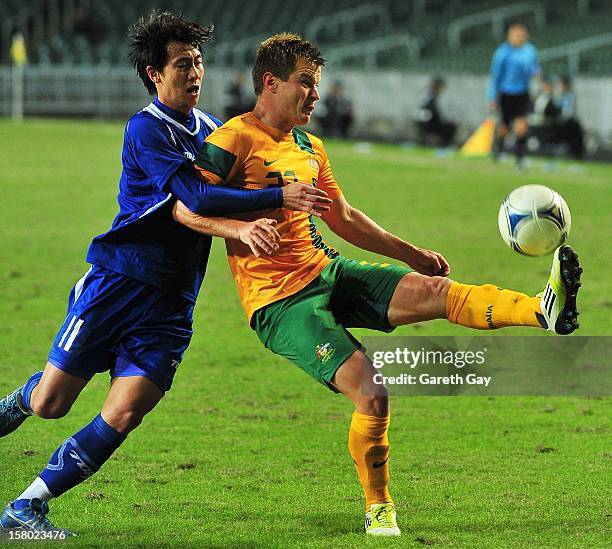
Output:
top-left (9, 0), bottom-right (612, 76)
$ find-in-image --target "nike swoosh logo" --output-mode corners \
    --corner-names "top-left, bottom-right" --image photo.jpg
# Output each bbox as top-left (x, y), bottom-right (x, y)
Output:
top-left (263, 159), bottom-right (278, 166)
top-left (372, 458), bottom-right (388, 469)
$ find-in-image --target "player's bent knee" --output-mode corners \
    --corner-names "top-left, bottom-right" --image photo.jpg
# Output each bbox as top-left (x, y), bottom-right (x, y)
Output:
top-left (397, 273), bottom-right (450, 300)
top-left (426, 275), bottom-right (452, 299)
top-left (413, 275), bottom-right (451, 312)
top-left (357, 394), bottom-right (389, 418)
top-left (102, 407), bottom-right (145, 434)
top-left (391, 273), bottom-right (452, 325)
top-left (392, 273), bottom-right (450, 317)
top-left (31, 396), bottom-right (72, 419)
top-left (352, 381), bottom-right (389, 417)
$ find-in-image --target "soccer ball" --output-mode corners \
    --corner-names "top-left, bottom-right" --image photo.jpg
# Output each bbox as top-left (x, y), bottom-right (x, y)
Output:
top-left (498, 184), bottom-right (571, 256)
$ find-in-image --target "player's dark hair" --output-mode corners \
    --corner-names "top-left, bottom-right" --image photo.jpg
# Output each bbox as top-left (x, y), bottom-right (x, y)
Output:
top-left (252, 33), bottom-right (325, 96)
top-left (505, 20), bottom-right (529, 33)
top-left (128, 10), bottom-right (213, 95)
top-left (431, 75), bottom-right (445, 89)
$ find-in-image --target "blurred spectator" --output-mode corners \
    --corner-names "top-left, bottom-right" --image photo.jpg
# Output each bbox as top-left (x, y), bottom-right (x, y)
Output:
top-left (320, 81), bottom-right (354, 138)
top-left (529, 76), bottom-right (584, 159)
top-left (531, 78), bottom-right (559, 126)
top-left (224, 72), bottom-right (252, 120)
top-left (555, 75), bottom-right (584, 159)
top-left (529, 78), bottom-right (560, 147)
top-left (414, 76), bottom-right (457, 147)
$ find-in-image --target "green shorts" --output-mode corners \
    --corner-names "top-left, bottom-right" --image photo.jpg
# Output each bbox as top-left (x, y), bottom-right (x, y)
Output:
top-left (252, 256), bottom-right (412, 390)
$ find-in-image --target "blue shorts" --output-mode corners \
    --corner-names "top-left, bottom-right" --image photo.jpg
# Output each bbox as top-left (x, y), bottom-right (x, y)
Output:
top-left (48, 266), bottom-right (194, 392)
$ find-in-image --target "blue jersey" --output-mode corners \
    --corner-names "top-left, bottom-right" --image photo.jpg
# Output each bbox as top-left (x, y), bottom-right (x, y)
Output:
top-left (86, 98), bottom-right (282, 302)
top-left (487, 42), bottom-right (539, 100)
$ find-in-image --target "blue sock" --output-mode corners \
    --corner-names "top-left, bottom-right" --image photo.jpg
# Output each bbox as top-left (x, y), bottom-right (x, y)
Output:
top-left (21, 371), bottom-right (43, 413)
top-left (38, 414), bottom-right (126, 497)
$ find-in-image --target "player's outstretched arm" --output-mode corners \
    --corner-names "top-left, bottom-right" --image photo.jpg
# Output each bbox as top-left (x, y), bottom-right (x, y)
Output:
top-left (169, 167), bottom-right (285, 216)
top-left (184, 168), bottom-right (332, 217)
top-left (322, 195), bottom-right (450, 277)
top-left (172, 200), bottom-right (280, 258)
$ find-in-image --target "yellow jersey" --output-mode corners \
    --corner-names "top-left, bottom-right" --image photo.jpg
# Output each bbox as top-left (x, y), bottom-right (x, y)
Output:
top-left (194, 112), bottom-right (343, 322)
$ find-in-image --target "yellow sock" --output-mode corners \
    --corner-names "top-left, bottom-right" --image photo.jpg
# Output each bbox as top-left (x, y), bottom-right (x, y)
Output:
top-left (348, 412), bottom-right (392, 510)
top-left (446, 281), bottom-right (542, 329)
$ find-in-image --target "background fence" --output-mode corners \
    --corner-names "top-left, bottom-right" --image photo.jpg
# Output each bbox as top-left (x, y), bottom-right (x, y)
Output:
top-left (1, 67), bottom-right (611, 145)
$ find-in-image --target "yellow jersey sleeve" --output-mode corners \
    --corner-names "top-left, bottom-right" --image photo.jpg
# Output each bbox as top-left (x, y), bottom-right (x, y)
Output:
top-left (193, 124), bottom-right (243, 184)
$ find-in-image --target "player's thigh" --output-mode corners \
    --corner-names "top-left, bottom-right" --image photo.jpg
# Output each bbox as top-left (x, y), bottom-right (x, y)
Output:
top-left (252, 279), bottom-right (360, 390)
top-left (386, 272), bottom-right (451, 326)
top-left (101, 376), bottom-right (164, 434)
top-left (329, 257), bottom-right (411, 330)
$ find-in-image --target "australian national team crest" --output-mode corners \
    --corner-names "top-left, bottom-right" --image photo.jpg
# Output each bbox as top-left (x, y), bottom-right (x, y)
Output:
top-left (309, 156), bottom-right (319, 171)
top-left (316, 342), bottom-right (335, 363)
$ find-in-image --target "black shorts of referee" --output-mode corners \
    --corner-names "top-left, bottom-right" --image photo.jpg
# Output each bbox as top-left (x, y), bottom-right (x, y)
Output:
top-left (499, 93), bottom-right (530, 127)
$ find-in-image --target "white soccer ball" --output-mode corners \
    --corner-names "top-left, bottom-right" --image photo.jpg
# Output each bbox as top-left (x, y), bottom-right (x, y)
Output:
top-left (498, 184), bottom-right (571, 256)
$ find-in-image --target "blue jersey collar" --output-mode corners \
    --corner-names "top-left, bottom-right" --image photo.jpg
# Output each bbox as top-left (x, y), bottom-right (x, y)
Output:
top-left (152, 97), bottom-right (197, 133)
top-left (145, 99), bottom-right (201, 136)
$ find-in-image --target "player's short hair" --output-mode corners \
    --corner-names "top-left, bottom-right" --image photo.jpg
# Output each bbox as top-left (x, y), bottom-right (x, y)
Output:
top-left (252, 33), bottom-right (325, 96)
top-left (506, 20), bottom-right (529, 33)
top-left (431, 75), bottom-right (445, 89)
top-left (128, 10), bottom-right (213, 95)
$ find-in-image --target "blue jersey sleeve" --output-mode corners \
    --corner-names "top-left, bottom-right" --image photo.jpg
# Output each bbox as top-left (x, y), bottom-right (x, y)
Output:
top-left (168, 166), bottom-right (283, 216)
top-left (125, 116), bottom-right (187, 193)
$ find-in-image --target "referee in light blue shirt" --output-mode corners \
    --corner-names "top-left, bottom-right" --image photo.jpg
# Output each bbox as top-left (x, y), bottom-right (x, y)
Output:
top-left (487, 22), bottom-right (540, 168)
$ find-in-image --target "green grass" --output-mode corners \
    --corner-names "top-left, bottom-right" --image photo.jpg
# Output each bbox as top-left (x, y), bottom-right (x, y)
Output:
top-left (0, 119), bottom-right (610, 547)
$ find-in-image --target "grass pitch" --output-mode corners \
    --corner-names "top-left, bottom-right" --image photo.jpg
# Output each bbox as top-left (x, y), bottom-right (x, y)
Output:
top-left (0, 119), bottom-right (610, 547)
